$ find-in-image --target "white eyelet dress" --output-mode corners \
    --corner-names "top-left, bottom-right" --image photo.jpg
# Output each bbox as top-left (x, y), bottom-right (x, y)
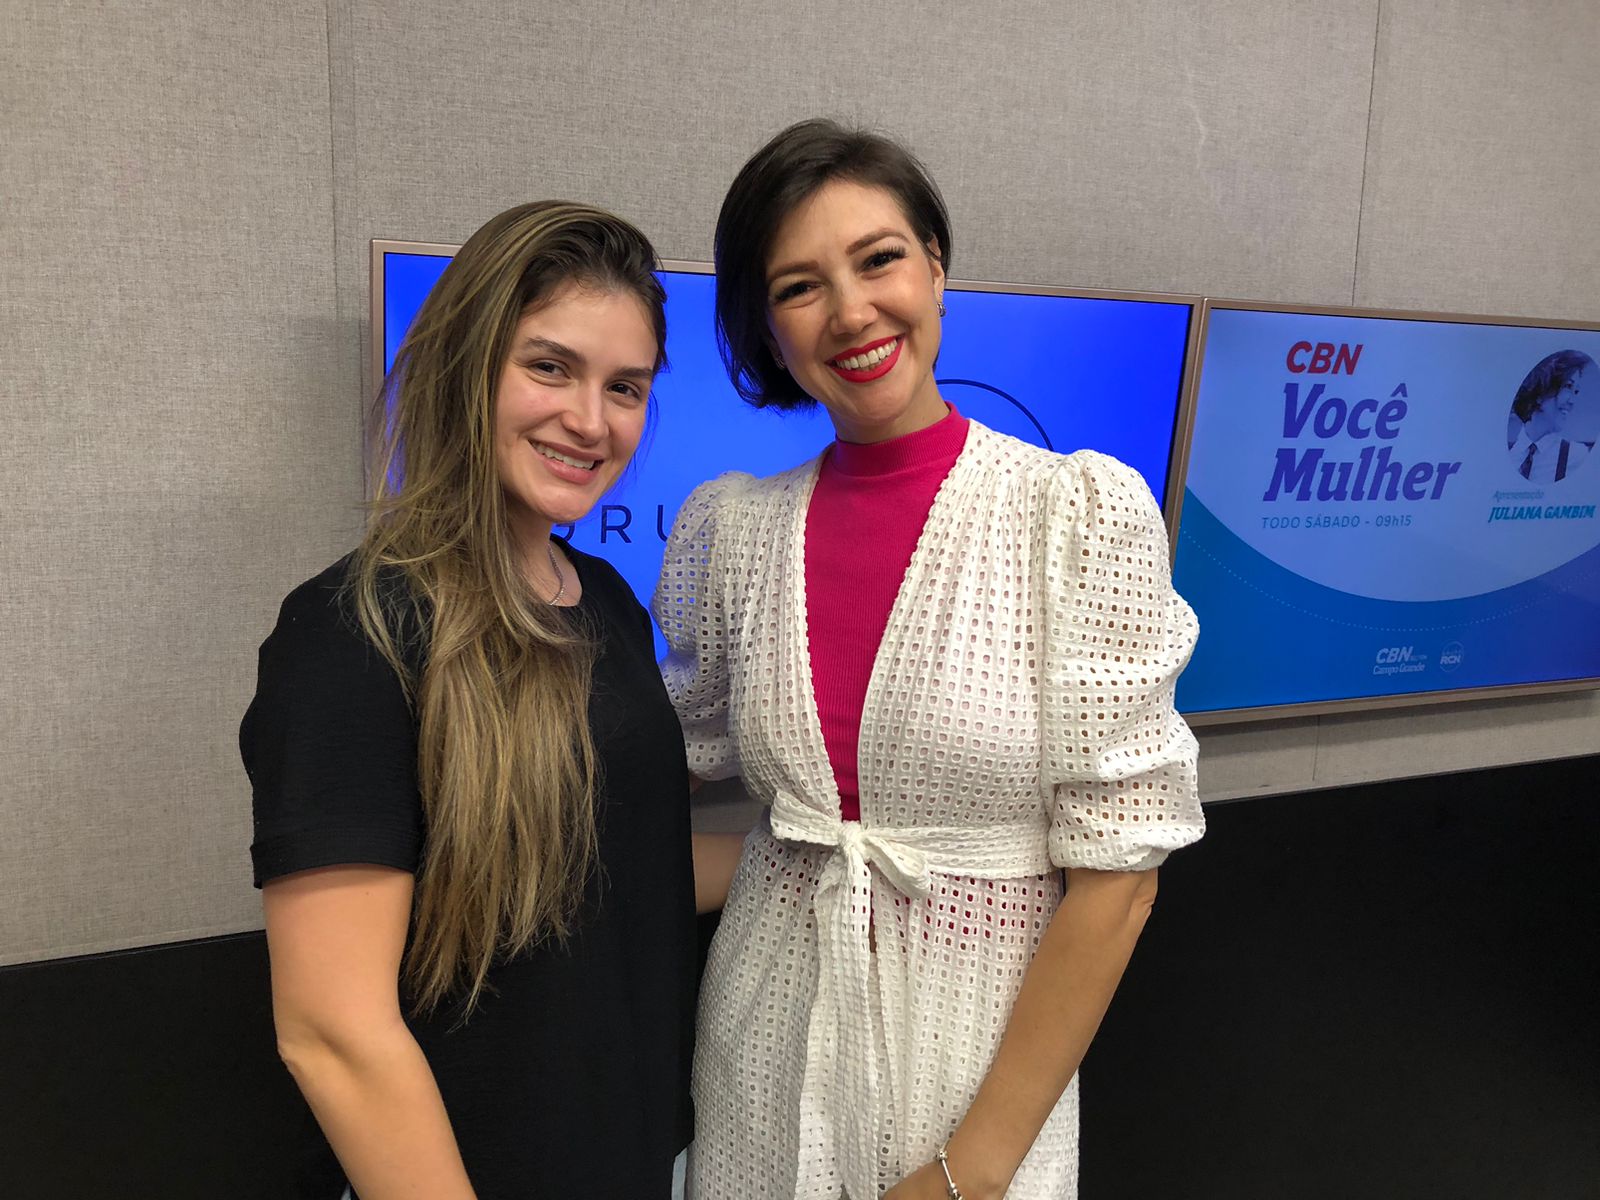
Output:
top-left (654, 423), bottom-right (1204, 1200)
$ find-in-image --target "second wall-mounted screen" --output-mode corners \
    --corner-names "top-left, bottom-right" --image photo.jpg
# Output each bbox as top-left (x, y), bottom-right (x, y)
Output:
top-left (1173, 301), bottom-right (1600, 721)
top-left (376, 244), bottom-right (1195, 618)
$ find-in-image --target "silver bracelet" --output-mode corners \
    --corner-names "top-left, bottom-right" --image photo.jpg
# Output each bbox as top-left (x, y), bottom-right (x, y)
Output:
top-left (935, 1142), bottom-right (965, 1200)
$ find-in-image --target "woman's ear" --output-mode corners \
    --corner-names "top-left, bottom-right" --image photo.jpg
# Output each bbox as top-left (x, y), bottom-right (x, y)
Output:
top-left (925, 235), bottom-right (946, 303)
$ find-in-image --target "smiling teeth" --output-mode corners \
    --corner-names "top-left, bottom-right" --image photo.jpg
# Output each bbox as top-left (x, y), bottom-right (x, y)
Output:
top-left (834, 338), bottom-right (898, 371)
top-left (537, 444), bottom-right (597, 470)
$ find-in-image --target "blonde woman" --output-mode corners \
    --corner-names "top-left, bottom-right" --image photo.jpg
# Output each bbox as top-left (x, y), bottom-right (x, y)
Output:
top-left (242, 203), bottom-right (696, 1200)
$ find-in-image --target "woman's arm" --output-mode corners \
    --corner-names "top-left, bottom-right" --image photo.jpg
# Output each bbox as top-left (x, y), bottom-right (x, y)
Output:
top-left (885, 866), bottom-right (1157, 1200)
top-left (691, 831), bottom-right (747, 914)
top-left (263, 865), bottom-right (478, 1200)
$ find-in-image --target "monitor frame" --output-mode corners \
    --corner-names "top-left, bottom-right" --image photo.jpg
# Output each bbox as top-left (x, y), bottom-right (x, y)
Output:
top-left (1169, 295), bottom-right (1600, 726)
top-left (370, 239), bottom-right (1203, 541)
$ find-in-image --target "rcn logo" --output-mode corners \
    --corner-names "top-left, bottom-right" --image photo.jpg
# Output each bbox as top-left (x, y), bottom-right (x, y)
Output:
top-left (1439, 642), bottom-right (1465, 672)
top-left (1375, 646), bottom-right (1417, 665)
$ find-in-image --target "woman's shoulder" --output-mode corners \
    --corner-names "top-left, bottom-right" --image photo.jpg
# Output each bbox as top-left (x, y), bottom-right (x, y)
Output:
top-left (262, 553), bottom-right (425, 667)
top-left (267, 553), bottom-right (359, 639)
top-left (707, 457), bottom-right (818, 499)
top-left (963, 422), bottom-right (1153, 501)
top-left (673, 458), bottom-right (819, 531)
top-left (1050, 447), bottom-right (1156, 498)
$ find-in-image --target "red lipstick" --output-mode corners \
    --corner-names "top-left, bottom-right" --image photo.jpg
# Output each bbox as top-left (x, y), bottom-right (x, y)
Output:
top-left (828, 335), bottom-right (902, 383)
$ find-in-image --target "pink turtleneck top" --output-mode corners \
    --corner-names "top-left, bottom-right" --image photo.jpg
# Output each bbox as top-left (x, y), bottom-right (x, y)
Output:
top-left (804, 405), bottom-right (969, 821)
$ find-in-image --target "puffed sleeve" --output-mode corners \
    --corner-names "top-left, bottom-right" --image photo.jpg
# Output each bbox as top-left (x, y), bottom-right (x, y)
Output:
top-left (1040, 452), bottom-right (1204, 871)
top-left (653, 475), bottom-right (747, 780)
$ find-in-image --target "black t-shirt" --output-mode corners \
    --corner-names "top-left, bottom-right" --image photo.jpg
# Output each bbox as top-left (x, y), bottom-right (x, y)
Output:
top-left (240, 545), bottom-right (696, 1200)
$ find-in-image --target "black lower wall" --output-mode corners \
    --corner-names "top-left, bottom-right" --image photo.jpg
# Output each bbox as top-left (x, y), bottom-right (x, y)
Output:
top-left (3, 755), bottom-right (1595, 1199)
top-left (1080, 754), bottom-right (1599, 1199)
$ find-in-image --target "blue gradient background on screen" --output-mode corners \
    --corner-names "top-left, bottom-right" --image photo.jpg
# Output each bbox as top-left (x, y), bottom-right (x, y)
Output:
top-left (1174, 307), bottom-right (1600, 715)
top-left (381, 252), bottom-right (1190, 626)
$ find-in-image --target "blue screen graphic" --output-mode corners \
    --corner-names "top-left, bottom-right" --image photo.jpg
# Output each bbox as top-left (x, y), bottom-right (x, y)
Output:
top-left (1173, 306), bottom-right (1600, 716)
top-left (380, 251), bottom-right (1191, 628)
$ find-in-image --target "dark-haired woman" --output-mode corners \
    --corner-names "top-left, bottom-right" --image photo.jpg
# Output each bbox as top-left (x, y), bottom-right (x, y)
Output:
top-left (242, 202), bottom-right (697, 1200)
top-left (656, 121), bottom-right (1204, 1199)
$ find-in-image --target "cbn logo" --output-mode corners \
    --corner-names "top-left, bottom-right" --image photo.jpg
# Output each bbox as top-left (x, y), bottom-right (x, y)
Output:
top-left (1375, 646), bottom-right (1416, 665)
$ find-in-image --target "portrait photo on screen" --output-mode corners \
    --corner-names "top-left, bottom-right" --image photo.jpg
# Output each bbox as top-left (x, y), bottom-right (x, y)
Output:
top-left (1504, 350), bottom-right (1597, 485)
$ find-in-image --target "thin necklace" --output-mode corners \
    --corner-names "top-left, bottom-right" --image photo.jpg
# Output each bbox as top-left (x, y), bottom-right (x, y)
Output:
top-left (545, 541), bottom-right (566, 605)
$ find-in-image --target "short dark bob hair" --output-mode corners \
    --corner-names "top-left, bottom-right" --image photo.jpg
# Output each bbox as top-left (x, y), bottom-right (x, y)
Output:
top-left (713, 118), bottom-right (952, 410)
top-left (1512, 349), bottom-right (1594, 422)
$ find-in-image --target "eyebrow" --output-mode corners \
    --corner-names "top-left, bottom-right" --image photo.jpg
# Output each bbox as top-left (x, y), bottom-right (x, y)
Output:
top-left (766, 227), bottom-right (908, 285)
top-left (516, 336), bottom-right (656, 381)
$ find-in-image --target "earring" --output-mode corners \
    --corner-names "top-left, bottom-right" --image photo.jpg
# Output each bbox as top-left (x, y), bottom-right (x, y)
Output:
top-left (937, 295), bottom-right (947, 318)
top-left (773, 350), bottom-right (786, 369)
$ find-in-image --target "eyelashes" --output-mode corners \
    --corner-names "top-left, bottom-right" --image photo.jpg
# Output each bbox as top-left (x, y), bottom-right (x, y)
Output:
top-left (526, 360), bottom-right (646, 401)
top-left (768, 243), bottom-right (911, 305)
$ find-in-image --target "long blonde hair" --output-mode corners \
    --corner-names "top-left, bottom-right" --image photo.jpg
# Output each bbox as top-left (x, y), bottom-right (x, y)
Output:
top-left (352, 202), bottom-right (667, 1014)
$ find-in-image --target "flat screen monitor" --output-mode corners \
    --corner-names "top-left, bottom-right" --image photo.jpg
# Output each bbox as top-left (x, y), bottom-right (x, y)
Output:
top-left (372, 242), bottom-right (1197, 629)
top-left (1170, 299), bottom-right (1600, 722)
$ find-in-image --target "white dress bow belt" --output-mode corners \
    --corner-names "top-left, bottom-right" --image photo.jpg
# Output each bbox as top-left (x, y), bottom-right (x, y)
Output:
top-left (768, 799), bottom-right (1054, 1200)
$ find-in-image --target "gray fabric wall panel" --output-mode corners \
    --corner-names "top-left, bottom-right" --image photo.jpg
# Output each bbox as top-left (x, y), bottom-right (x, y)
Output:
top-left (1310, 691), bottom-right (1600, 790)
top-left (1192, 721), bottom-right (1321, 803)
top-left (1, 5), bottom-right (348, 964)
top-left (1195, 692), bottom-right (1600, 803)
top-left (6, 1), bottom-right (1599, 965)
top-left (919, 0), bottom-right (1379, 302)
top-left (334, 0), bottom-right (1378, 385)
top-left (1356, 2), bottom-right (1600, 319)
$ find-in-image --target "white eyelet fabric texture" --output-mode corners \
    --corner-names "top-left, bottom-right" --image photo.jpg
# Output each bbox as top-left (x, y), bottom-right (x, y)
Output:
top-left (654, 422), bottom-right (1203, 1199)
